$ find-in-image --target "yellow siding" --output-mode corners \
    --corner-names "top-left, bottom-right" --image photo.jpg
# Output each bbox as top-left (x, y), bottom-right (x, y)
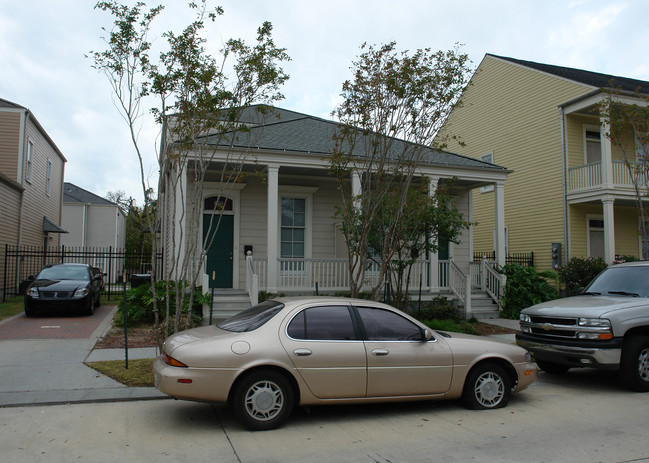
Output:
top-left (441, 56), bottom-right (593, 270)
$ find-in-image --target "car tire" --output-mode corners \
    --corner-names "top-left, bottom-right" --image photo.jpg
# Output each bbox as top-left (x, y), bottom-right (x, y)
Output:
top-left (24, 307), bottom-right (36, 317)
top-left (462, 362), bottom-right (511, 410)
top-left (84, 297), bottom-right (95, 316)
top-left (96, 292), bottom-right (101, 308)
top-left (536, 360), bottom-right (571, 374)
top-left (621, 336), bottom-right (649, 392)
top-left (232, 370), bottom-right (294, 431)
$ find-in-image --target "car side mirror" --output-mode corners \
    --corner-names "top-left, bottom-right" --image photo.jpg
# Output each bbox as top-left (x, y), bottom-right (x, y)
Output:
top-left (420, 328), bottom-right (433, 341)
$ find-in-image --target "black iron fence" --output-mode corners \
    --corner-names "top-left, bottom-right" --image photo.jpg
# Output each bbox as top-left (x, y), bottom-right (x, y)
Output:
top-left (473, 250), bottom-right (534, 267)
top-left (2, 245), bottom-right (163, 301)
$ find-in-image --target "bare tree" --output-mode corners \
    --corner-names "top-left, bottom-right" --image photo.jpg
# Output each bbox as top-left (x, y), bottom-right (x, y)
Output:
top-left (91, 0), bottom-right (289, 340)
top-left (330, 42), bottom-right (471, 299)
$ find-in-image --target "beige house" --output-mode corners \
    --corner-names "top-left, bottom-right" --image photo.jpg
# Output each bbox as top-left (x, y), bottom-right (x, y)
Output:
top-left (440, 54), bottom-right (649, 271)
top-left (160, 106), bottom-right (510, 317)
top-left (0, 98), bottom-right (66, 298)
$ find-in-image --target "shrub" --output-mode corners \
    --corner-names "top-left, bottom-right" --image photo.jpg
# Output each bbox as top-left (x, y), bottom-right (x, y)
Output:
top-left (500, 264), bottom-right (558, 319)
top-left (421, 318), bottom-right (480, 336)
top-left (114, 280), bottom-right (207, 326)
top-left (557, 257), bottom-right (608, 296)
top-left (409, 296), bottom-right (459, 321)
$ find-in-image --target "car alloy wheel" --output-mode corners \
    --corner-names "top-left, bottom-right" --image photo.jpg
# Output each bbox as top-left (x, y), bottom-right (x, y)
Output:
top-left (621, 336), bottom-right (649, 392)
top-left (638, 348), bottom-right (649, 382)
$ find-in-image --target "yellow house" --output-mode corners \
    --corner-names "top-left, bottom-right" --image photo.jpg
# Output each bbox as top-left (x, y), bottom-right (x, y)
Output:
top-left (440, 54), bottom-right (649, 271)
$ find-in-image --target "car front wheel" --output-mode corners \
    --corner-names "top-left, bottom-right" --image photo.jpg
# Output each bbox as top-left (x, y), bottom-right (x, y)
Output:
top-left (621, 336), bottom-right (649, 392)
top-left (84, 296), bottom-right (95, 316)
top-left (232, 370), bottom-right (294, 431)
top-left (462, 362), bottom-right (511, 410)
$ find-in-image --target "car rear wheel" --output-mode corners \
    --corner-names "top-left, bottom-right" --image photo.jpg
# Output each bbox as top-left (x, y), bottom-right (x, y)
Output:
top-left (232, 370), bottom-right (294, 431)
top-left (462, 363), bottom-right (511, 410)
top-left (536, 360), bottom-right (571, 374)
top-left (621, 336), bottom-right (649, 392)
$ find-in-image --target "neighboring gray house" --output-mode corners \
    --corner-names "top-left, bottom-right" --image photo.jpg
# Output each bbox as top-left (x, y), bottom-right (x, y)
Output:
top-left (61, 182), bottom-right (126, 279)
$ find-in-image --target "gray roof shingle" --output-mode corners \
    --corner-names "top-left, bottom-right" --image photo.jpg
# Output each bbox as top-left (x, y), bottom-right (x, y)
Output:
top-left (64, 183), bottom-right (115, 206)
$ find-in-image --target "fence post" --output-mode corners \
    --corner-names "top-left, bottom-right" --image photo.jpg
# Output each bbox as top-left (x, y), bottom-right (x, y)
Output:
top-left (481, 257), bottom-right (487, 292)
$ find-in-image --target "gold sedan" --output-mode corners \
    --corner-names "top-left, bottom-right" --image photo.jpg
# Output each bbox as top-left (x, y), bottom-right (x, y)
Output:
top-left (154, 297), bottom-right (537, 430)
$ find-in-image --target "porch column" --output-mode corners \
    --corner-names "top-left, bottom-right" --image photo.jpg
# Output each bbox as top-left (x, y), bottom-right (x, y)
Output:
top-left (351, 172), bottom-right (361, 199)
top-left (602, 197), bottom-right (615, 265)
top-left (600, 119), bottom-right (614, 188)
top-left (267, 165), bottom-right (279, 292)
top-left (428, 177), bottom-right (439, 290)
top-left (494, 182), bottom-right (506, 268)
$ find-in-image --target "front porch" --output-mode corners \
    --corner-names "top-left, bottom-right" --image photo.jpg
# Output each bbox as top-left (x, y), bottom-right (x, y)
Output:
top-left (222, 255), bottom-right (505, 319)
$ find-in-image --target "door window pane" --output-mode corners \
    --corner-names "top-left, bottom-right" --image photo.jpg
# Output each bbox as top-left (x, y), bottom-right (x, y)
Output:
top-left (287, 306), bottom-right (356, 340)
top-left (356, 307), bottom-right (423, 341)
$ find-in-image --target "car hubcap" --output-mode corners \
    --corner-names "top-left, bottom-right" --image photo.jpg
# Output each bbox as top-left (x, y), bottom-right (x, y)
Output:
top-left (244, 380), bottom-right (284, 421)
top-left (638, 348), bottom-right (649, 382)
top-left (475, 372), bottom-right (504, 407)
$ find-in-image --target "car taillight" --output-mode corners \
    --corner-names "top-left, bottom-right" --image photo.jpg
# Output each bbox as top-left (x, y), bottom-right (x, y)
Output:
top-left (162, 351), bottom-right (188, 367)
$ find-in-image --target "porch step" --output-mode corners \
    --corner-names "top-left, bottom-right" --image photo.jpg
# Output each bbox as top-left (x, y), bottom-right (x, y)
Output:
top-left (202, 290), bottom-right (251, 323)
top-left (469, 292), bottom-right (500, 320)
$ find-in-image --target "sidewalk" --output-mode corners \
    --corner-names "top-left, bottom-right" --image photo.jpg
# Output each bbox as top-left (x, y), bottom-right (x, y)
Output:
top-left (481, 317), bottom-right (519, 344)
top-left (0, 307), bottom-right (166, 408)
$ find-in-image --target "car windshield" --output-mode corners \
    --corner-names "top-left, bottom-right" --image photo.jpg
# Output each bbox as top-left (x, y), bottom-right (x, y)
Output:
top-left (217, 300), bottom-right (285, 332)
top-left (37, 266), bottom-right (89, 281)
top-left (585, 265), bottom-right (649, 297)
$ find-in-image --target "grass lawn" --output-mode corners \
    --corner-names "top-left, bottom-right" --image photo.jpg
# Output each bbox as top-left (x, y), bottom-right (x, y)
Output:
top-left (0, 297), bottom-right (24, 322)
top-left (85, 358), bottom-right (155, 387)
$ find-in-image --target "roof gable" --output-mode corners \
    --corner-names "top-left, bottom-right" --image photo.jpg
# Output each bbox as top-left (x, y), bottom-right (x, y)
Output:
top-left (488, 54), bottom-right (649, 94)
top-left (64, 183), bottom-right (116, 206)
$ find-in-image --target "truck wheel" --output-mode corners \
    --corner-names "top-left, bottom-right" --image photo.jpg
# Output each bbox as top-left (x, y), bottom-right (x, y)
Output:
top-left (536, 360), bottom-right (570, 374)
top-left (621, 336), bottom-right (649, 392)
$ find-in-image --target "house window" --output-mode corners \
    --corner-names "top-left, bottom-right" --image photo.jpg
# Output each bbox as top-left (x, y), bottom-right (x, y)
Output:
top-left (635, 131), bottom-right (649, 163)
top-left (46, 159), bottom-right (52, 196)
top-left (26, 140), bottom-right (34, 182)
top-left (204, 196), bottom-right (233, 212)
top-left (281, 198), bottom-right (305, 268)
top-left (585, 128), bottom-right (601, 164)
top-left (480, 152), bottom-right (494, 193)
top-left (587, 216), bottom-right (605, 259)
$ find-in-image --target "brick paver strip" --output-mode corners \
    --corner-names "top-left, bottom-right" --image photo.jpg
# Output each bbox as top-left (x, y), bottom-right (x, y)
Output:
top-left (0, 305), bottom-right (113, 340)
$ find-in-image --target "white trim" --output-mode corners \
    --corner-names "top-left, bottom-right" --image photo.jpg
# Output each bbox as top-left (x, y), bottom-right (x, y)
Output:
top-left (46, 158), bottom-right (52, 196)
top-left (25, 138), bottom-right (34, 183)
top-left (479, 152), bottom-right (494, 193)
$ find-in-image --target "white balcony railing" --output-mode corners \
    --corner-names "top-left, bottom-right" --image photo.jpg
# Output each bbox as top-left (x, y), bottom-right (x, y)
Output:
top-left (568, 160), bottom-right (649, 193)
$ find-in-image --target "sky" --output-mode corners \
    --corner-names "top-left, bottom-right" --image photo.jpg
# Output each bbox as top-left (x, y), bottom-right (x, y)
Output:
top-left (1, 0), bottom-right (648, 205)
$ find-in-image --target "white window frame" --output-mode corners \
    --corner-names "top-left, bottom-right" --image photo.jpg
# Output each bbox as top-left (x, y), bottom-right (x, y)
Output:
top-left (583, 124), bottom-right (602, 164)
top-left (587, 214), bottom-right (605, 258)
top-left (480, 152), bottom-right (495, 193)
top-left (26, 139), bottom-right (34, 183)
top-left (278, 186), bottom-right (316, 273)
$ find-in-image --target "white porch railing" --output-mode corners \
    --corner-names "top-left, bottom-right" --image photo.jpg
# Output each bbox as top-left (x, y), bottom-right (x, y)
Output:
top-left (482, 260), bottom-right (506, 306)
top-left (245, 253), bottom-right (259, 306)
top-left (568, 160), bottom-right (649, 193)
top-left (448, 259), bottom-right (471, 315)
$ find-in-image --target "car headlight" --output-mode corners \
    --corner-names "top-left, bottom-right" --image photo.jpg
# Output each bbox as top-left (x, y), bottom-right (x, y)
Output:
top-left (74, 288), bottom-right (89, 297)
top-left (27, 287), bottom-right (39, 298)
top-left (520, 313), bottom-right (531, 323)
top-left (578, 318), bottom-right (611, 327)
top-left (525, 352), bottom-right (532, 362)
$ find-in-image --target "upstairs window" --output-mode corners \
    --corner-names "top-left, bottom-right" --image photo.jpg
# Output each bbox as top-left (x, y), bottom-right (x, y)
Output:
top-left (26, 140), bottom-right (34, 182)
top-left (46, 159), bottom-right (52, 196)
top-left (585, 129), bottom-right (601, 164)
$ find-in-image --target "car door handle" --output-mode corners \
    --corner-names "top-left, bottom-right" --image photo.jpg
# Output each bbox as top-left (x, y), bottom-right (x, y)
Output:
top-left (293, 349), bottom-right (312, 356)
top-left (372, 349), bottom-right (389, 356)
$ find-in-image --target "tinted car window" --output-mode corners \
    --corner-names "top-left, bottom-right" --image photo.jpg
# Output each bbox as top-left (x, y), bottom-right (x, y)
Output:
top-left (218, 300), bottom-right (284, 332)
top-left (586, 266), bottom-right (649, 297)
top-left (287, 305), bottom-right (356, 340)
top-left (356, 306), bottom-right (424, 341)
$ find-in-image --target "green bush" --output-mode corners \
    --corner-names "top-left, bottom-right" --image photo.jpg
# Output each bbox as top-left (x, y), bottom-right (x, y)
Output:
top-left (421, 318), bottom-right (480, 336)
top-left (114, 280), bottom-right (207, 326)
top-left (500, 264), bottom-right (558, 319)
top-left (557, 257), bottom-right (608, 296)
top-left (409, 296), bottom-right (459, 321)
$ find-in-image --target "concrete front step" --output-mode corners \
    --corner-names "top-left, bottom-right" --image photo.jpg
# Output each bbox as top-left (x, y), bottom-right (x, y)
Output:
top-left (202, 291), bottom-right (252, 323)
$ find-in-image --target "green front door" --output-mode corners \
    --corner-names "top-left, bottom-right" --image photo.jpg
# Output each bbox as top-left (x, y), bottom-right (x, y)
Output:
top-left (203, 214), bottom-right (234, 288)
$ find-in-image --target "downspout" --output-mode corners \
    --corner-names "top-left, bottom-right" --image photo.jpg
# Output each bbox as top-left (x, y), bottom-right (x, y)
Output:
top-left (559, 106), bottom-right (569, 264)
top-left (17, 110), bottom-right (29, 248)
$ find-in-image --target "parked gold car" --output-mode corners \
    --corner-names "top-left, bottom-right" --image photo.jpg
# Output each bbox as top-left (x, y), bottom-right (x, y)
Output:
top-left (154, 297), bottom-right (537, 430)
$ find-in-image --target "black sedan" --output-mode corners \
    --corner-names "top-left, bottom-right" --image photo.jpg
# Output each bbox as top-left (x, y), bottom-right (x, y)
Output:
top-left (24, 263), bottom-right (102, 316)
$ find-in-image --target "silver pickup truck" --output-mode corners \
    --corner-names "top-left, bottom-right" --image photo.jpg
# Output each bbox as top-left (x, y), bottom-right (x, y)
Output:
top-left (516, 261), bottom-right (649, 391)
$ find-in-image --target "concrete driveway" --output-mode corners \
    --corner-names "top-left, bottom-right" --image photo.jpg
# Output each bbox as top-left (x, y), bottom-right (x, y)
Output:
top-left (0, 369), bottom-right (648, 462)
